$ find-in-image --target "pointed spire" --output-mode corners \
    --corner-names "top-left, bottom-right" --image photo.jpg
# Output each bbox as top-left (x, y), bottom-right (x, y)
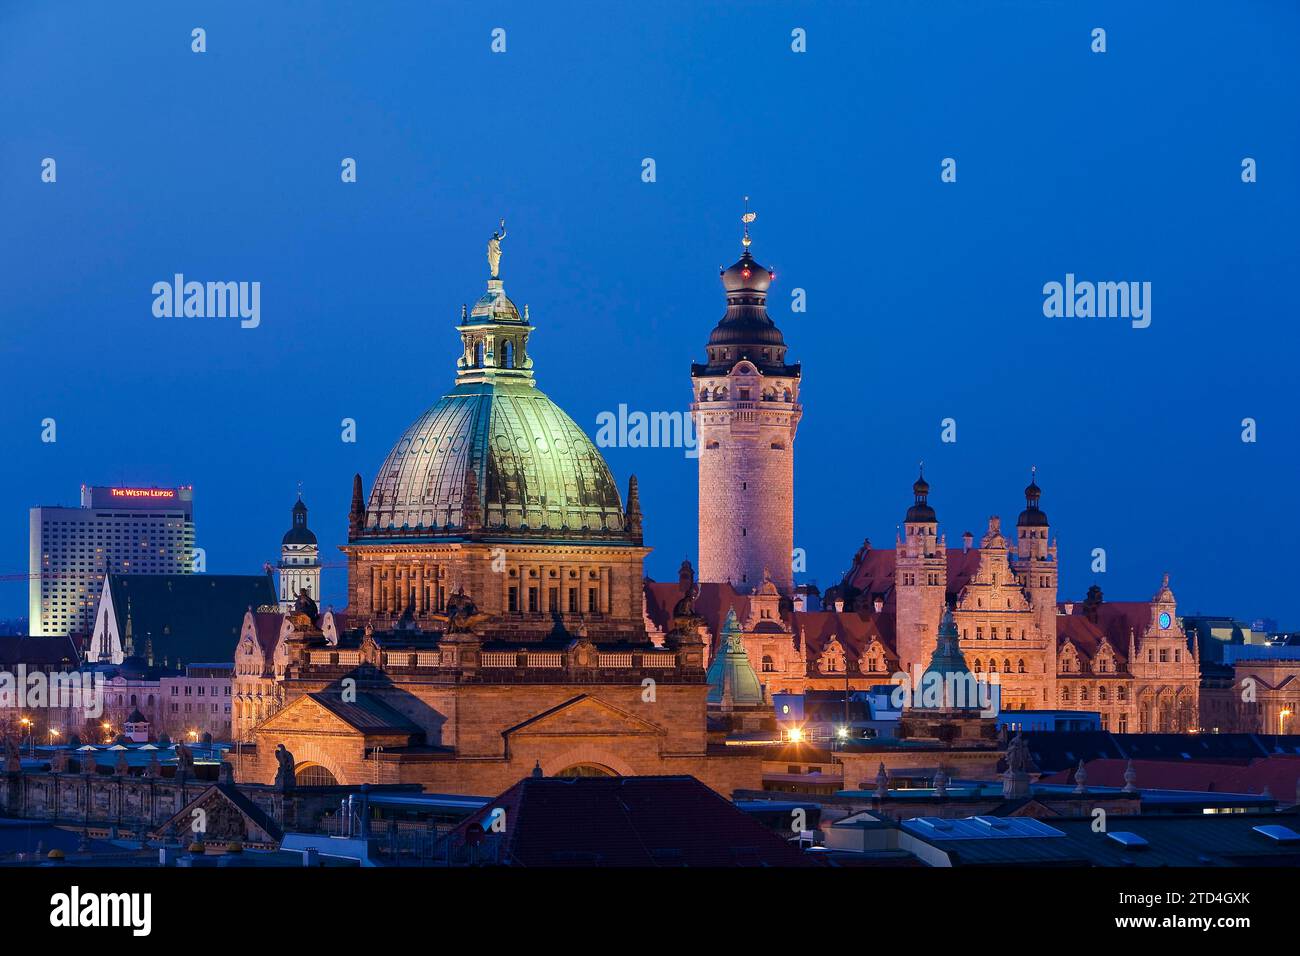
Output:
top-left (1073, 758), bottom-right (1088, 793)
top-left (531, 759), bottom-right (543, 779)
top-left (348, 473), bottom-right (365, 538)
top-left (625, 474), bottom-right (642, 540)
top-left (123, 598), bottom-right (135, 658)
top-left (933, 766), bottom-right (948, 799)
top-left (875, 762), bottom-right (889, 799)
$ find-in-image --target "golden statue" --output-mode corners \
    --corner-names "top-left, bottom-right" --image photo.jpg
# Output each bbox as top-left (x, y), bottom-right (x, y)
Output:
top-left (487, 218), bottom-right (506, 278)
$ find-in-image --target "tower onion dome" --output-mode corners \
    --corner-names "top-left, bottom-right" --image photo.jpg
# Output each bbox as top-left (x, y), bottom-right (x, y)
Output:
top-left (1017, 468), bottom-right (1049, 528)
top-left (905, 466), bottom-right (936, 523)
top-left (360, 230), bottom-right (633, 544)
top-left (282, 498), bottom-right (317, 546)
top-left (694, 203), bottom-right (797, 377)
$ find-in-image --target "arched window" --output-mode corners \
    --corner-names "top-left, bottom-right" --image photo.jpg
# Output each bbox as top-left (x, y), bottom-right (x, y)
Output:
top-left (1017, 659), bottom-right (1025, 673)
top-left (1003, 659), bottom-right (1011, 673)
top-left (762, 654), bottom-right (775, 673)
top-left (474, 341), bottom-right (485, 367)
top-left (1098, 685), bottom-right (1108, 701)
top-left (1062, 687), bottom-right (1071, 701)
top-left (988, 659), bottom-right (997, 672)
top-left (500, 340), bottom-right (513, 368)
top-left (974, 659), bottom-right (982, 673)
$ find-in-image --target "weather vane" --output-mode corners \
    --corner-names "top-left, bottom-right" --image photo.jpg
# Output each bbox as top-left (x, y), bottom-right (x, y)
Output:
top-left (741, 196), bottom-right (756, 248)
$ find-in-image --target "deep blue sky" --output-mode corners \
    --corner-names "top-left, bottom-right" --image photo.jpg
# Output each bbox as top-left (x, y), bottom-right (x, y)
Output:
top-left (2, 1), bottom-right (1297, 625)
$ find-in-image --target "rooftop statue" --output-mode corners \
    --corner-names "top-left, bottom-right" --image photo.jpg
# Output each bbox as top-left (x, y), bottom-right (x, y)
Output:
top-left (487, 218), bottom-right (506, 279)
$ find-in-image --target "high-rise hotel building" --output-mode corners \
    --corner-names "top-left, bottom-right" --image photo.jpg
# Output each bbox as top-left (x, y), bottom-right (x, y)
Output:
top-left (29, 485), bottom-right (195, 637)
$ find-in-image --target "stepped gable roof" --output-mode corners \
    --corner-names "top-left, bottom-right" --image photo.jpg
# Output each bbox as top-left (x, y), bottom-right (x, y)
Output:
top-left (438, 775), bottom-right (817, 867)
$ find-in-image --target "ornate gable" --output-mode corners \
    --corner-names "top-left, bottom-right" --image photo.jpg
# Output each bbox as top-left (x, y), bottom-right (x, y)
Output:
top-left (502, 694), bottom-right (666, 741)
top-left (151, 784), bottom-right (282, 846)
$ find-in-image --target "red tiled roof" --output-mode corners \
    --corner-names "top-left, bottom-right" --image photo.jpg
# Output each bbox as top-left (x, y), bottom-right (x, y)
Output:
top-left (250, 612), bottom-right (282, 659)
top-left (788, 610), bottom-right (897, 661)
top-left (844, 547), bottom-right (983, 608)
top-left (1056, 614), bottom-right (1125, 664)
top-left (440, 775), bottom-right (817, 866)
top-left (1040, 756), bottom-right (1300, 797)
top-left (1082, 602), bottom-right (1151, 648)
top-left (644, 581), bottom-right (751, 643)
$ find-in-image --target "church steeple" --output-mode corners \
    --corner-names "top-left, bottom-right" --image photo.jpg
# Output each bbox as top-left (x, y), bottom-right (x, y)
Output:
top-left (279, 491), bottom-right (320, 612)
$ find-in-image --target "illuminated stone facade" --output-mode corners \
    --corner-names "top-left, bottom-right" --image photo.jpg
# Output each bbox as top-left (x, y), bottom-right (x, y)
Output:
top-left (691, 228), bottom-right (801, 594)
top-left (232, 237), bottom-right (761, 796)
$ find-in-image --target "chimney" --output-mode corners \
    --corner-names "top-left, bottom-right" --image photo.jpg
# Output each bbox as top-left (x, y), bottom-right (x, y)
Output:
top-left (873, 597), bottom-right (884, 614)
top-left (962, 531), bottom-right (973, 553)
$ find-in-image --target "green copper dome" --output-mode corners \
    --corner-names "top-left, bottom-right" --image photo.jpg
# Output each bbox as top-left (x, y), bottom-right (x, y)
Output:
top-left (362, 256), bottom-right (632, 543)
top-left (707, 607), bottom-right (765, 707)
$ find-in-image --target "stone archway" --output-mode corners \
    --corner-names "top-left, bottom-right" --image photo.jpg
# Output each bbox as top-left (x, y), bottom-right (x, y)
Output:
top-left (285, 740), bottom-right (351, 787)
top-left (539, 746), bottom-right (637, 779)
top-left (554, 763), bottom-right (619, 777)
top-left (295, 762), bottom-right (340, 786)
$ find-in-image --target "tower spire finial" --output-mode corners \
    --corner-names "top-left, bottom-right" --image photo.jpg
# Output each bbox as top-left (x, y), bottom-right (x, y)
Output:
top-left (741, 196), bottom-right (756, 250)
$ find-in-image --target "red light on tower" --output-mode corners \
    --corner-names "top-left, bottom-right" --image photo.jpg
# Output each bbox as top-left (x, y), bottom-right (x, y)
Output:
top-left (741, 268), bottom-right (751, 279)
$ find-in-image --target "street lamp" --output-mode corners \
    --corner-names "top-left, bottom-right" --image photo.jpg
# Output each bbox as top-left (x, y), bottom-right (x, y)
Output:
top-left (1281, 708), bottom-right (1293, 736)
top-left (19, 717), bottom-right (32, 757)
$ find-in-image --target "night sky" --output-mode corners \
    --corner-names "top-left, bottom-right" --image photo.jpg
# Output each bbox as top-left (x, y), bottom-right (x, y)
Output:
top-left (2, 1), bottom-right (1297, 625)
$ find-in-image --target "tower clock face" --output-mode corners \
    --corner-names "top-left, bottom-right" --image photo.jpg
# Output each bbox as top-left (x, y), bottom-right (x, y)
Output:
top-left (1158, 612), bottom-right (1171, 629)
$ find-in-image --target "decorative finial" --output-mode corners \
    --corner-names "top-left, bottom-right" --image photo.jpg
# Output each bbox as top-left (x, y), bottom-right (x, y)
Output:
top-left (741, 196), bottom-right (756, 249)
top-left (297, 480), bottom-right (303, 501)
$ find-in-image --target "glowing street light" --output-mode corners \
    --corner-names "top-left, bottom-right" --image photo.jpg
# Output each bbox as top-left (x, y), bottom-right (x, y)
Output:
top-left (788, 727), bottom-right (804, 744)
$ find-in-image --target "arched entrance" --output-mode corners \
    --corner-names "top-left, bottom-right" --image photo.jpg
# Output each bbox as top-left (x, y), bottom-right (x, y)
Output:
top-left (295, 762), bottom-right (340, 787)
top-left (554, 763), bottom-right (619, 778)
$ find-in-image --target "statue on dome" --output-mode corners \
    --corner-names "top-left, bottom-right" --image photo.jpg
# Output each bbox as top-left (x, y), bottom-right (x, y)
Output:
top-left (487, 218), bottom-right (507, 279)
